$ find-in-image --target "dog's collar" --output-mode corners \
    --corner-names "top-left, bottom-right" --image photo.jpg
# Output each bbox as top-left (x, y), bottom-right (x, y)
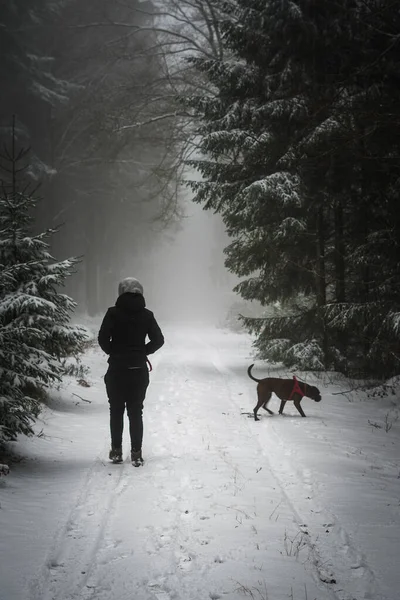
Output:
top-left (289, 376), bottom-right (305, 400)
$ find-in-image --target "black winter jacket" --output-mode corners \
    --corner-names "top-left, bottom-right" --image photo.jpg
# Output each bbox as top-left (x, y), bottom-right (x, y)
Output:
top-left (98, 293), bottom-right (164, 368)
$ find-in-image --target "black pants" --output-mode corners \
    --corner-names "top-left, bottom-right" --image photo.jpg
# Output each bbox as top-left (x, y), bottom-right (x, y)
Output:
top-left (104, 367), bottom-right (149, 451)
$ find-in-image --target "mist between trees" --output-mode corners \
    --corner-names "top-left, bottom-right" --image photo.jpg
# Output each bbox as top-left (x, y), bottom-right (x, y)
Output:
top-left (1, 0), bottom-right (400, 383)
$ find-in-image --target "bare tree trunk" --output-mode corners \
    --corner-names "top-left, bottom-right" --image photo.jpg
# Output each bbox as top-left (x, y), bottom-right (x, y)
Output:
top-left (359, 132), bottom-right (371, 363)
top-left (85, 248), bottom-right (101, 316)
top-left (333, 195), bottom-right (348, 366)
top-left (334, 197), bottom-right (345, 303)
top-left (85, 209), bottom-right (101, 316)
top-left (315, 205), bottom-right (328, 364)
top-left (315, 206), bottom-right (326, 306)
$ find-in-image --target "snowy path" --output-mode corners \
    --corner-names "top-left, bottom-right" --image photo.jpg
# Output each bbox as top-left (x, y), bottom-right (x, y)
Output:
top-left (1, 326), bottom-right (399, 600)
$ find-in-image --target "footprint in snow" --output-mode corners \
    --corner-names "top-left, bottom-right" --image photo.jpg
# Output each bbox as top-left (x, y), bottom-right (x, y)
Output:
top-left (176, 550), bottom-right (195, 571)
top-left (148, 582), bottom-right (171, 600)
top-left (214, 555), bottom-right (224, 563)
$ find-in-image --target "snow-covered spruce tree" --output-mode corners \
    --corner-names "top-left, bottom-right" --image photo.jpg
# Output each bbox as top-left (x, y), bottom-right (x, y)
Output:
top-left (0, 122), bottom-right (88, 446)
top-left (183, 0), bottom-right (400, 376)
top-left (0, 262), bottom-right (58, 446)
top-left (182, 0), bottom-right (342, 370)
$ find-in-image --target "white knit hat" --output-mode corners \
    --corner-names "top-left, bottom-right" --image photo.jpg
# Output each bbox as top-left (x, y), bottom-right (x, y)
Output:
top-left (118, 277), bottom-right (144, 296)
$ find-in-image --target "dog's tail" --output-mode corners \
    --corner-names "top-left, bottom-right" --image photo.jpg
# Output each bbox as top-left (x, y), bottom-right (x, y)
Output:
top-left (247, 364), bottom-right (262, 382)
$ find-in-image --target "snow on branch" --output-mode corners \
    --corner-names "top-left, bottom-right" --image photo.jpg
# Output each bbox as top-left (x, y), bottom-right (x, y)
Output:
top-left (273, 217), bottom-right (306, 240)
top-left (243, 172), bottom-right (301, 206)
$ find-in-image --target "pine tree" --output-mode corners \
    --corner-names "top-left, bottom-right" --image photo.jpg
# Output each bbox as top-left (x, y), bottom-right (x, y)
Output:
top-left (0, 261), bottom-right (55, 444)
top-left (0, 119), bottom-right (88, 447)
top-left (183, 0), bottom-right (332, 368)
top-left (184, 0), bottom-right (400, 376)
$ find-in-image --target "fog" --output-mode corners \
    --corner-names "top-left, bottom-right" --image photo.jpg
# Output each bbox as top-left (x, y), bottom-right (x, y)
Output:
top-left (114, 196), bottom-right (240, 327)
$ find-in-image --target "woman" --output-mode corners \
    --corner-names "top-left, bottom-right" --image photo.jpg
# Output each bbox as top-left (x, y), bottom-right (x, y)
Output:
top-left (98, 277), bottom-right (164, 465)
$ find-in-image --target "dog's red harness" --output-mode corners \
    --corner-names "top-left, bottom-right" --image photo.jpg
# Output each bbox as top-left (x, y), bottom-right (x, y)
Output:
top-left (288, 376), bottom-right (305, 400)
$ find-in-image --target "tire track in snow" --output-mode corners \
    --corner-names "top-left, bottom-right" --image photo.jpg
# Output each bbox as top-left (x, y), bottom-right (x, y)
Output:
top-left (264, 421), bottom-right (381, 600)
top-left (141, 358), bottom-right (227, 600)
top-left (66, 358), bottom-right (212, 600)
top-left (29, 451), bottom-right (128, 600)
top-left (80, 345), bottom-right (291, 600)
top-left (144, 339), bottom-right (339, 600)
top-left (205, 341), bottom-right (385, 600)
top-left (27, 329), bottom-right (383, 600)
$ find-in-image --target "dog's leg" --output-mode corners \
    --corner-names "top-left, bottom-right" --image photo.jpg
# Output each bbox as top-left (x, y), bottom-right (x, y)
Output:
top-left (278, 400), bottom-right (286, 415)
top-left (262, 396), bottom-right (273, 415)
top-left (253, 390), bottom-right (271, 421)
top-left (294, 399), bottom-right (306, 417)
top-left (253, 400), bottom-right (263, 421)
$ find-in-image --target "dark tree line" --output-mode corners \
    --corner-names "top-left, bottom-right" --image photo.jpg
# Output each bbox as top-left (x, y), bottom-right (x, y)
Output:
top-left (183, 0), bottom-right (400, 377)
top-left (0, 0), bottom-right (183, 315)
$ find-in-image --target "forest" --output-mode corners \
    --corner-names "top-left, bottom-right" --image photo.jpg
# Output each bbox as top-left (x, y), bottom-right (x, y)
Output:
top-left (1, 0), bottom-right (400, 445)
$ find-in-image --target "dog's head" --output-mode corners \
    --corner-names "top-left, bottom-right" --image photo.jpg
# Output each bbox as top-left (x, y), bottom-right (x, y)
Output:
top-left (308, 385), bottom-right (321, 403)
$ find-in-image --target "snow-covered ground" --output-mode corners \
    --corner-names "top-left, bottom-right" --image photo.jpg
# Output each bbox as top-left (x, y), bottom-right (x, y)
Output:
top-left (1, 324), bottom-right (399, 600)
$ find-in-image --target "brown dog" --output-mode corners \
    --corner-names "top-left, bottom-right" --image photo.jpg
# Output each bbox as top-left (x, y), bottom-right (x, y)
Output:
top-left (247, 364), bottom-right (321, 421)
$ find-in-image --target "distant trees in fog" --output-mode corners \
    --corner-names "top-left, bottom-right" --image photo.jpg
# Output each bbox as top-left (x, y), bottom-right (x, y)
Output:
top-left (0, 0), bottom-right (234, 316)
top-left (0, 0), bottom-right (191, 315)
top-left (43, 0), bottom-right (183, 314)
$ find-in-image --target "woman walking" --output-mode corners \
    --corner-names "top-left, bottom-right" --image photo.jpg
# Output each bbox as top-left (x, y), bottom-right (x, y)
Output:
top-left (98, 277), bottom-right (164, 465)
